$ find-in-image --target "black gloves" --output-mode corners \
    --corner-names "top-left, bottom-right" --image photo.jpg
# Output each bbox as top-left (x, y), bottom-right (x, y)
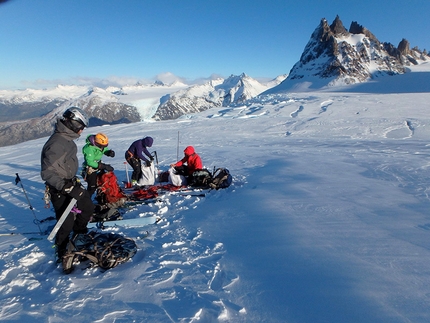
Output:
top-left (62, 180), bottom-right (86, 200)
top-left (104, 150), bottom-right (115, 158)
top-left (98, 162), bottom-right (114, 172)
top-left (150, 156), bottom-right (154, 161)
top-left (145, 160), bottom-right (151, 167)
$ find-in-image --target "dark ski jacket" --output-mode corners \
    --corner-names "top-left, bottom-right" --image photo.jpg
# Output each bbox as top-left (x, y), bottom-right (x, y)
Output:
top-left (125, 137), bottom-right (153, 163)
top-left (41, 119), bottom-right (81, 191)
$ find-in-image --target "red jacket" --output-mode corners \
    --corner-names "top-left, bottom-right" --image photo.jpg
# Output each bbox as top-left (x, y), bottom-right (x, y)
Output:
top-left (174, 146), bottom-right (202, 175)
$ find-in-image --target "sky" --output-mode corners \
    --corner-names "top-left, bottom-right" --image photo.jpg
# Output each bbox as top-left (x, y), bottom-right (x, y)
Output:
top-left (1, 0), bottom-right (429, 90)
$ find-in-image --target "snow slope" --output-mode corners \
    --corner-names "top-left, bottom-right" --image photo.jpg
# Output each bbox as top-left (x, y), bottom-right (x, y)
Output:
top-left (1, 69), bottom-right (430, 322)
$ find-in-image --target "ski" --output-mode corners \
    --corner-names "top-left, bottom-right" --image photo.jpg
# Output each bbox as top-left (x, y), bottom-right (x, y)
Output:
top-left (87, 215), bottom-right (162, 229)
top-left (175, 192), bottom-right (206, 197)
top-left (0, 230), bottom-right (49, 241)
top-left (123, 197), bottom-right (162, 207)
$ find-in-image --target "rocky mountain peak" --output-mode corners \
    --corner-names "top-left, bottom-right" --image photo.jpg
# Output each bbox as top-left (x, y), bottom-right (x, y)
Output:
top-left (349, 21), bottom-right (379, 43)
top-left (268, 16), bottom-right (430, 93)
top-left (330, 15), bottom-right (348, 36)
top-left (397, 38), bottom-right (410, 55)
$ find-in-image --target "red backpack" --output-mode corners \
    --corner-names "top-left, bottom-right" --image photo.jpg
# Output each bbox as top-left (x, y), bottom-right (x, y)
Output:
top-left (96, 171), bottom-right (127, 205)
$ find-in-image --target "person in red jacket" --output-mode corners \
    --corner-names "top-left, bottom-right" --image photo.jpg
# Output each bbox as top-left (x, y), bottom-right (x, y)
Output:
top-left (170, 146), bottom-right (203, 177)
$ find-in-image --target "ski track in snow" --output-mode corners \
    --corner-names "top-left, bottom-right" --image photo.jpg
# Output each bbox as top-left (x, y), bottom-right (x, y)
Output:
top-left (2, 89), bottom-right (430, 322)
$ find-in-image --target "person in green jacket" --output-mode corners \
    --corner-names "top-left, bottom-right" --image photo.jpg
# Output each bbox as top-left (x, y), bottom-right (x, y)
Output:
top-left (82, 133), bottom-right (115, 197)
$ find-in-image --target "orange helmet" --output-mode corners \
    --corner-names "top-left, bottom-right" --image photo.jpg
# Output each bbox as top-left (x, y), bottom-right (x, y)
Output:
top-left (94, 133), bottom-right (109, 147)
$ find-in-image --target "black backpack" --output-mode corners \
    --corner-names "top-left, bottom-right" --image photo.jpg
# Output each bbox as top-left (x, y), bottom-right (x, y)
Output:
top-left (189, 169), bottom-right (213, 188)
top-left (209, 168), bottom-right (232, 189)
top-left (62, 231), bottom-right (137, 273)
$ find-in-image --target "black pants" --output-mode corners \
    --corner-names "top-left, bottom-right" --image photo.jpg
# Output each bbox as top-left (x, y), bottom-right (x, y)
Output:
top-left (85, 171), bottom-right (98, 197)
top-left (127, 157), bottom-right (142, 182)
top-left (50, 188), bottom-right (94, 249)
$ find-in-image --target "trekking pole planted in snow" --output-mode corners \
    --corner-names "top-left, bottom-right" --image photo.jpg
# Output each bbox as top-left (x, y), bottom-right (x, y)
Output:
top-left (176, 131), bottom-right (180, 161)
top-left (15, 173), bottom-right (43, 234)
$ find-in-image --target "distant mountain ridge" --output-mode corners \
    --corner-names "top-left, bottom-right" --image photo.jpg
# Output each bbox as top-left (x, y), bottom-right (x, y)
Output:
top-left (0, 88), bottom-right (141, 147)
top-left (153, 73), bottom-right (286, 120)
top-left (266, 16), bottom-right (430, 93)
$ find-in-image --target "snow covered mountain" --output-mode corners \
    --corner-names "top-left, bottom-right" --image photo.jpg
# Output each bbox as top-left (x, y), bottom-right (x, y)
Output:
top-left (0, 86), bottom-right (141, 147)
top-left (266, 16), bottom-right (430, 93)
top-left (0, 82), bottom-right (186, 147)
top-left (153, 73), bottom-right (287, 120)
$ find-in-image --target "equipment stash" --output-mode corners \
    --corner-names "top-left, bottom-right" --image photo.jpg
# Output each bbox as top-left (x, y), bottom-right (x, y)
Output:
top-left (62, 231), bottom-right (137, 273)
top-left (209, 168), bottom-right (232, 189)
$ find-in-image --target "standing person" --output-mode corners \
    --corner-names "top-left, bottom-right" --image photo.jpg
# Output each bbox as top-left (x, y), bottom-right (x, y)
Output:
top-left (125, 136), bottom-right (154, 186)
top-left (41, 107), bottom-right (94, 268)
top-left (170, 146), bottom-right (203, 177)
top-left (82, 133), bottom-right (115, 197)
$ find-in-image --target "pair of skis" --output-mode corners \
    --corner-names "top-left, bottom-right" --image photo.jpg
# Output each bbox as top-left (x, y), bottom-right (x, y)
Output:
top-left (48, 198), bottom-right (161, 239)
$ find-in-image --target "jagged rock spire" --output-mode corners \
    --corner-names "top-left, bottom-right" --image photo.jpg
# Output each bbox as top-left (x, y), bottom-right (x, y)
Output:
top-left (349, 21), bottom-right (379, 43)
top-left (330, 15), bottom-right (348, 36)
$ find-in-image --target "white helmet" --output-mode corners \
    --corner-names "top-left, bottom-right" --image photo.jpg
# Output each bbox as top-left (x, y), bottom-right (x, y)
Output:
top-left (63, 107), bottom-right (89, 132)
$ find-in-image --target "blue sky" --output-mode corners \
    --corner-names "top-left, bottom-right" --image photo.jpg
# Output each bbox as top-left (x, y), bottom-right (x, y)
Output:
top-left (1, 0), bottom-right (429, 90)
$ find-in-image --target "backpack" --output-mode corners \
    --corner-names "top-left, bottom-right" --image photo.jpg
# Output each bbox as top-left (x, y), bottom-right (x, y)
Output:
top-left (189, 169), bottom-right (213, 188)
top-left (96, 171), bottom-right (128, 208)
top-left (62, 231), bottom-right (137, 273)
top-left (209, 168), bottom-right (232, 189)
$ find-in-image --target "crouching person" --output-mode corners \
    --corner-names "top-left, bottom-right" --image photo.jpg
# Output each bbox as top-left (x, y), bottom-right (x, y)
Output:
top-left (170, 146), bottom-right (203, 178)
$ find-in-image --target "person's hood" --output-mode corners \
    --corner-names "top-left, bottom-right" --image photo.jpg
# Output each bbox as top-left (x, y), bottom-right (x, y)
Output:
top-left (184, 146), bottom-right (195, 156)
top-left (143, 136), bottom-right (153, 147)
top-left (86, 134), bottom-right (96, 146)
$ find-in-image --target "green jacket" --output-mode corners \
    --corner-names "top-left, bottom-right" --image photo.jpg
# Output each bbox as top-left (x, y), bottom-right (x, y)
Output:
top-left (82, 135), bottom-right (109, 169)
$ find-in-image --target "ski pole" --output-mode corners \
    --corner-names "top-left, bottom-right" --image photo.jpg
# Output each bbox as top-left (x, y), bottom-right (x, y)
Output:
top-left (124, 161), bottom-right (130, 187)
top-left (152, 151), bottom-right (159, 165)
top-left (152, 151), bottom-right (159, 182)
top-left (47, 197), bottom-right (76, 241)
top-left (15, 173), bottom-right (43, 234)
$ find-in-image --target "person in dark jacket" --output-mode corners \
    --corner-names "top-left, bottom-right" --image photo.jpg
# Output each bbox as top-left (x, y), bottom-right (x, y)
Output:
top-left (125, 136), bottom-right (154, 185)
top-left (41, 107), bottom-right (94, 270)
